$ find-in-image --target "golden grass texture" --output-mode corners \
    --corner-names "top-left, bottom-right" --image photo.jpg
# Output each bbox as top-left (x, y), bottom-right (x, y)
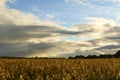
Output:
top-left (0, 59), bottom-right (120, 80)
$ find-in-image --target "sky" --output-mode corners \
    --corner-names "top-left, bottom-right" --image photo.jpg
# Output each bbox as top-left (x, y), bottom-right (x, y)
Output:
top-left (0, 0), bottom-right (120, 57)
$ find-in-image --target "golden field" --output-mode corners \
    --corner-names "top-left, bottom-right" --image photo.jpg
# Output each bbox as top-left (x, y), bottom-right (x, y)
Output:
top-left (0, 58), bottom-right (120, 80)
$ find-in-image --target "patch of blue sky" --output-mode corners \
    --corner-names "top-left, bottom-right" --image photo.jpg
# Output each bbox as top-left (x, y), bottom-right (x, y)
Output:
top-left (7, 0), bottom-right (66, 12)
top-left (90, 0), bottom-right (115, 6)
top-left (62, 36), bottom-right (93, 42)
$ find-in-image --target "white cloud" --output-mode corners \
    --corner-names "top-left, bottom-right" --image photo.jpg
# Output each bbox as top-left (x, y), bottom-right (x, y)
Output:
top-left (64, 0), bottom-right (89, 5)
top-left (0, 0), bottom-right (16, 7)
top-left (112, 0), bottom-right (120, 2)
top-left (64, 0), bottom-right (120, 5)
top-left (0, 0), bottom-right (8, 7)
top-left (31, 6), bottom-right (40, 12)
top-left (73, 17), bottom-right (116, 38)
top-left (0, 7), bottom-right (64, 26)
top-left (0, 0), bottom-right (63, 27)
top-left (45, 13), bottom-right (60, 20)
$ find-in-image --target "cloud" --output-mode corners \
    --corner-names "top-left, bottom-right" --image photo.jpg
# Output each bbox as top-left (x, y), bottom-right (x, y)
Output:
top-left (0, 24), bottom-right (87, 43)
top-left (0, 41), bottom-right (90, 57)
top-left (0, 42), bottom-right (55, 57)
top-left (0, 0), bottom-right (9, 7)
top-left (64, 0), bottom-right (120, 6)
top-left (64, 0), bottom-right (89, 5)
top-left (95, 45), bottom-right (120, 50)
top-left (73, 17), bottom-right (116, 38)
top-left (0, 0), bottom-right (16, 7)
top-left (45, 13), bottom-right (60, 20)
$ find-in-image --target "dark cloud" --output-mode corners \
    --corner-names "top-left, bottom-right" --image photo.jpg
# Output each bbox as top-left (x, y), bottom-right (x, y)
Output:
top-left (54, 29), bottom-right (93, 36)
top-left (0, 25), bottom-right (57, 41)
top-left (0, 42), bottom-right (54, 57)
top-left (0, 24), bottom-right (87, 42)
top-left (95, 45), bottom-right (120, 50)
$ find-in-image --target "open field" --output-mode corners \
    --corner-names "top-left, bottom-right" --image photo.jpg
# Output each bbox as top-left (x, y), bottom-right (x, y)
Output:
top-left (1, 59), bottom-right (120, 80)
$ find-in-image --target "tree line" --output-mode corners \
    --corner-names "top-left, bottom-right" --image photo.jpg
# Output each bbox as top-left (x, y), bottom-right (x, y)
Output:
top-left (69, 50), bottom-right (120, 59)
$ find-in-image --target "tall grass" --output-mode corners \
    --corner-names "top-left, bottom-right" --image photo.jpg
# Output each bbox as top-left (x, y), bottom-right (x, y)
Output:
top-left (0, 58), bottom-right (120, 80)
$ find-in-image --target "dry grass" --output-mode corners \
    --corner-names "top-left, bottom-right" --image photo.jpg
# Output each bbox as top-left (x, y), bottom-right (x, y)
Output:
top-left (0, 58), bottom-right (120, 80)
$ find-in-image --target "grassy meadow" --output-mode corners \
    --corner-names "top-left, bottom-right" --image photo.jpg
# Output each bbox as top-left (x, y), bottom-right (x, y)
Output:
top-left (0, 58), bottom-right (120, 80)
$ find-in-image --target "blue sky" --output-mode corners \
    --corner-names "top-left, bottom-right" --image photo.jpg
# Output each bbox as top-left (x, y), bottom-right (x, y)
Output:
top-left (0, 0), bottom-right (120, 57)
top-left (7, 0), bottom-right (120, 27)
